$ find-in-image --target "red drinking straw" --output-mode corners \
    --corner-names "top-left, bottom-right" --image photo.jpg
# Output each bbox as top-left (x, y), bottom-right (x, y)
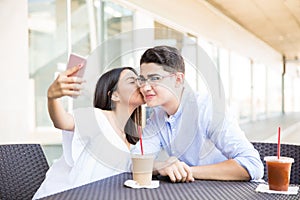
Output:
top-left (277, 127), bottom-right (281, 160)
top-left (138, 125), bottom-right (144, 155)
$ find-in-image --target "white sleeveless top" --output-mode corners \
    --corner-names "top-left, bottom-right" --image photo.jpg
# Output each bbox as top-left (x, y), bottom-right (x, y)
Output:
top-left (33, 108), bottom-right (132, 199)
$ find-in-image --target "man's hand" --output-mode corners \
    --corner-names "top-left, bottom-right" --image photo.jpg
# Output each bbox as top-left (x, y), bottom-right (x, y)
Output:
top-left (154, 157), bottom-right (194, 183)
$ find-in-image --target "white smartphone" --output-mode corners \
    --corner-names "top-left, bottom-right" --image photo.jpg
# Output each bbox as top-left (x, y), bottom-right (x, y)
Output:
top-left (66, 53), bottom-right (87, 78)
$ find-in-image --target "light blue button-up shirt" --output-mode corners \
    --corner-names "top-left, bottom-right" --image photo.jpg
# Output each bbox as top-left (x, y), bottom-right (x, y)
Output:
top-left (133, 88), bottom-right (264, 180)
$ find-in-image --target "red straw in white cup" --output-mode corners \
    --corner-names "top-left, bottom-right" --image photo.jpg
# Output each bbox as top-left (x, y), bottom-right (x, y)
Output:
top-left (138, 125), bottom-right (144, 155)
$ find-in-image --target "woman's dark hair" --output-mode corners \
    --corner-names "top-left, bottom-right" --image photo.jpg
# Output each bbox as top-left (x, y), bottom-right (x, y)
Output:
top-left (93, 67), bottom-right (142, 145)
top-left (140, 45), bottom-right (185, 73)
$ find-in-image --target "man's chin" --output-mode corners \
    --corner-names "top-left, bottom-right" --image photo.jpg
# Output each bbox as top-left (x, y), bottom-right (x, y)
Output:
top-left (146, 101), bottom-right (158, 107)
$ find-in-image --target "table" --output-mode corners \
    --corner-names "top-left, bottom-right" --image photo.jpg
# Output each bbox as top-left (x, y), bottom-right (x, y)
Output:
top-left (41, 173), bottom-right (299, 200)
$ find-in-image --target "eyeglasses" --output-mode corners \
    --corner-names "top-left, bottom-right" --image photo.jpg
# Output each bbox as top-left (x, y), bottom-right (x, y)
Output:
top-left (136, 74), bottom-right (175, 87)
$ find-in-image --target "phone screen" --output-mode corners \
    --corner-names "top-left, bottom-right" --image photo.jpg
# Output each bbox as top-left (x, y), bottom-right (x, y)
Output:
top-left (67, 53), bottom-right (87, 77)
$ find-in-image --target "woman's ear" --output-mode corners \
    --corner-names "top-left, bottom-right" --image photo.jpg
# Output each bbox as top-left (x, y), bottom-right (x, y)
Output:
top-left (175, 72), bottom-right (184, 87)
top-left (111, 91), bottom-right (120, 102)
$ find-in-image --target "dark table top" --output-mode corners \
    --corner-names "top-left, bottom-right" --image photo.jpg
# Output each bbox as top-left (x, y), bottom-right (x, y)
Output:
top-left (41, 173), bottom-right (299, 200)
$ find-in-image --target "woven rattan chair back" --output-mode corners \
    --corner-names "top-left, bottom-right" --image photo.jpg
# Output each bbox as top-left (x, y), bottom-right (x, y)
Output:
top-left (252, 142), bottom-right (299, 184)
top-left (0, 144), bottom-right (49, 200)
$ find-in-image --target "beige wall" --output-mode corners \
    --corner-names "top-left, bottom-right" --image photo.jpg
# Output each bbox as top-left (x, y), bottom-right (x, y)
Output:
top-left (0, 0), bottom-right (30, 143)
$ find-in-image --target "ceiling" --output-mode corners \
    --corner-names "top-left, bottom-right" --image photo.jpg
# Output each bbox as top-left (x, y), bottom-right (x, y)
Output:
top-left (205, 0), bottom-right (300, 62)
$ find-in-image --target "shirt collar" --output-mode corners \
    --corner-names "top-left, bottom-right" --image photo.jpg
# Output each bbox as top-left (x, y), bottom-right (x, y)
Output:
top-left (165, 88), bottom-right (187, 122)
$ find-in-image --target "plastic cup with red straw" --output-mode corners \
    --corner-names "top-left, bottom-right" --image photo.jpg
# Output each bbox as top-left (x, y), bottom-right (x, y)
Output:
top-left (138, 125), bottom-right (144, 155)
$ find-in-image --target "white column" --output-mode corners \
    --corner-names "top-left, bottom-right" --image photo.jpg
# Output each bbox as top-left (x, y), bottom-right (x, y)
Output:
top-left (133, 10), bottom-right (154, 70)
top-left (0, 0), bottom-right (29, 143)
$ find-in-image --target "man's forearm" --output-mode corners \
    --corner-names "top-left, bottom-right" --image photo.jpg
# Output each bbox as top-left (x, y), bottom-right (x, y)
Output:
top-left (191, 159), bottom-right (250, 181)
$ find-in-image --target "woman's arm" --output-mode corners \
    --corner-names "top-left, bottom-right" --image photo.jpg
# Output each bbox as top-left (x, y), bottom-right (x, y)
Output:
top-left (47, 65), bottom-right (84, 131)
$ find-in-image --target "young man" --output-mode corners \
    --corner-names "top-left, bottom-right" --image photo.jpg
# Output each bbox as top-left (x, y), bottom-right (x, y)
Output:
top-left (134, 45), bottom-right (263, 183)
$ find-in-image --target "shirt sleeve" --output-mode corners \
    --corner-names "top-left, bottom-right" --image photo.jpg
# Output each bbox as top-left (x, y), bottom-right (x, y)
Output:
top-left (62, 126), bottom-right (85, 167)
top-left (62, 130), bottom-right (75, 167)
top-left (202, 97), bottom-right (264, 180)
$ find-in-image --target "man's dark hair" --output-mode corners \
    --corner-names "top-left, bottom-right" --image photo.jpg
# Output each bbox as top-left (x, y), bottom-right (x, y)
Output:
top-left (140, 45), bottom-right (185, 73)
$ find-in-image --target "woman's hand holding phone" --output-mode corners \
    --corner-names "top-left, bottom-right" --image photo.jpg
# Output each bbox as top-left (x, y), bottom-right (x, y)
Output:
top-left (47, 65), bottom-right (85, 99)
top-left (47, 54), bottom-right (86, 131)
top-left (48, 53), bottom-right (87, 99)
top-left (67, 54), bottom-right (87, 78)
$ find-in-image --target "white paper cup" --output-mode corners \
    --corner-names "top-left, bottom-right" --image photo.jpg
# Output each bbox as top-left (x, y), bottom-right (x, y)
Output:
top-left (131, 154), bottom-right (154, 186)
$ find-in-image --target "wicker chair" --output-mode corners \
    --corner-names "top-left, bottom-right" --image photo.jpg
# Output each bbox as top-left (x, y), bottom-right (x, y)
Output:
top-left (0, 144), bottom-right (49, 200)
top-left (252, 142), bottom-right (300, 184)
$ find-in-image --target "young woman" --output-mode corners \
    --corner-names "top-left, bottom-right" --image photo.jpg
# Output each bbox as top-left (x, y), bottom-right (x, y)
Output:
top-left (33, 66), bottom-right (144, 199)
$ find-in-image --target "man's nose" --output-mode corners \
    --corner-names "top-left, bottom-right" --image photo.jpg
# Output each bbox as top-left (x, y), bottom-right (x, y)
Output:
top-left (141, 82), bottom-right (152, 91)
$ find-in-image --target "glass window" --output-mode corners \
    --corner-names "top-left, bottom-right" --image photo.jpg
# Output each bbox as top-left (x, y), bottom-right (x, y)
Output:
top-left (103, 1), bottom-right (133, 39)
top-left (285, 74), bottom-right (293, 112)
top-left (182, 34), bottom-right (199, 92)
top-left (285, 63), bottom-right (299, 112)
top-left (154, 22), bottom-right (183, 48)
top-left (230, 52), bottom-right (251, 121)
top-left (253, 63), bottom-right (266, 119)
top-left (153, 22), bottom-right (203, 91)
top-left (219, 48), bottom-right (230, 102)
top-left (266, 64), bottom-right (281, 115)
top-left (29, 0), bottom-right (68, 127)
top-left (71, 0), bottom-right (96, 56)
top-left (28, 0), bottom-right (134, 128)
top-left (198, 38), bottom-right (215, 63)
top-left (293, 72), bottom-right (300, 112)
top-left (101, 0), bottom-right (134, 69)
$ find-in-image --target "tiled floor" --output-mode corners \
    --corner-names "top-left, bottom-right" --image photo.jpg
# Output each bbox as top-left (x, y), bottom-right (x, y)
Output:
top-left (240, 112), bottom-right (300, 144)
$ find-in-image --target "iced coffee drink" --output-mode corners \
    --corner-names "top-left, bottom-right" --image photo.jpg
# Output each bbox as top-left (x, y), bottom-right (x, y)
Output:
top-left (264, 156), bottom-right (294, 191)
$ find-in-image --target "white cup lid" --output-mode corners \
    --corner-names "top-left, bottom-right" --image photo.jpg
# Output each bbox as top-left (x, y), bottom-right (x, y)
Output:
top-left (264, 156), bottom-right (294, 163)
